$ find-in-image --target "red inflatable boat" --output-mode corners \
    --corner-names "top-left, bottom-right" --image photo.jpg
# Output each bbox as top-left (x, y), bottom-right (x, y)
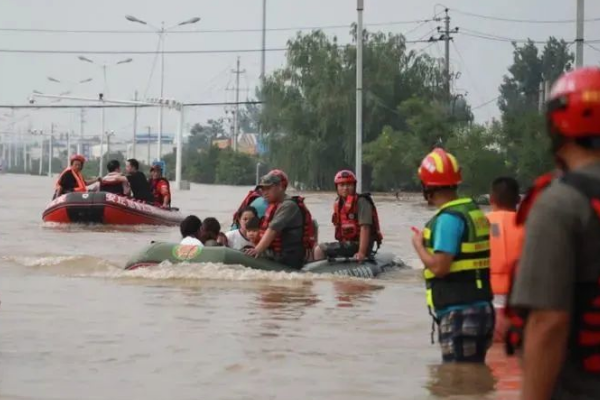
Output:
top-left (42, 192), bottom-right (184, 226)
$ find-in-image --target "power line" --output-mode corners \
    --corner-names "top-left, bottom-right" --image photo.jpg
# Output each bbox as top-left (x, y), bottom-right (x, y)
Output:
top-left (450, 8), bottom-right (600, 24)
top-left (0, 19), bottom-right (436, 35)
top-left (0, 40), bottom-right (434, 56)
top-left (585, 42), bottom-right (600, 54)
top-left (472, 96), bottom-right (499, 110)
top-left (0, 101), bottom-right (264, 110)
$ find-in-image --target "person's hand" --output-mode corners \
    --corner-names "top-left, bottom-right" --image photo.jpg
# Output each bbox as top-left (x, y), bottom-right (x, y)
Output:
top-left (411, 227), bottom-right (423, 251)
top-left (353, 252), bottom-right (366, 263)
top-left (244, 247), bottom-right (259, 258)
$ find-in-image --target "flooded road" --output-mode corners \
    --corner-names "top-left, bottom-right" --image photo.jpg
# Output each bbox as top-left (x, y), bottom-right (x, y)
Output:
top-left (0, 174), bottom-right (520, 400)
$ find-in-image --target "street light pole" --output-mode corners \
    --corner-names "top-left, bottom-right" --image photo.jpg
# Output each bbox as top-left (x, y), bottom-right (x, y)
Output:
top-left (158, 22), bottom-right (165, 161)
top-left (355, 0), bottom-right (364, 193)
top-left (125, 14), bottom-right (200, 162)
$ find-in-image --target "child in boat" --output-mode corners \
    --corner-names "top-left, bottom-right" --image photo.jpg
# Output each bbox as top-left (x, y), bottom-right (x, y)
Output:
top-left (200, 217), bottom-right (228, 247)
top-left (226, 207), bottom-right (258, 250)
top-left (241, 217), bottom-right (261, 250)
top-left (180, 215), bottom-right (203, 246)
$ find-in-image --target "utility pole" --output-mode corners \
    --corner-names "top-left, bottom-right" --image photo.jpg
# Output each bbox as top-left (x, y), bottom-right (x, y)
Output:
top-left (133, 90), bottom-right (138, 159)
top-left (356, 0), bottom-right (364, 193)
top-left (232, 56), bottom-right (246, 152)
top-left (147, 126), bottom-right (152, 165)
top-left (78, 109), bottom-right (85, 155)
top-left (440, 9), bottom-right (459, 103)
top-left (66, 130), bottom-right (72, 165)
top-left (48, 123), bottom-right (54, 177)
top-left (576, 0), bottom-right (584, 67)
top-left (260, 0), bottom-right (267, 83)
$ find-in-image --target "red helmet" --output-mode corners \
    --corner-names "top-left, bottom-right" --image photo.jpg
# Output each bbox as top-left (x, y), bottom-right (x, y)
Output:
top-left (70, 154), bottom-right (86, 165)
top-left (547, 67), bottom-right (600, 139)
top-left (418, 148), bottom-right (462, 187)
top-left (334, 170), bottom-right (357, 185)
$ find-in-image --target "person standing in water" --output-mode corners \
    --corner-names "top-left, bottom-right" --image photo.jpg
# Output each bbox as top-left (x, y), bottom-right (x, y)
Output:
top-left (508, 67), bottom-right (600, 400)
top-left (411, 148), bottom-right (494, 363)
top-left (486, 177), bottom-right (523, 342)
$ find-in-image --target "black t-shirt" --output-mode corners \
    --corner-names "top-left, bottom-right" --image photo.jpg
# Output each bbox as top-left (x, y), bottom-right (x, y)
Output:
top-left (126, 171), bottom-right (154, 202)
top-left (58, 170), bottom-right (77, 193)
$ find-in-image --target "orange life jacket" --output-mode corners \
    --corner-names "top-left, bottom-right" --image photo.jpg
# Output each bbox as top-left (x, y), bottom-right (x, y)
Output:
top-left (150, 177), bottom-right (171, 206)
top-left (55, 167), bottom-right (87, 194)
top-left (260, 196), bottom-right (315, 255)
top-left (233, 189), bottom-right (262, 226)
top-left (332, 194), bottom-right (383, 247)
top-left (487, 210), bottom-right (523, 295)
top-left (505, 172), bottom-right (600, 375)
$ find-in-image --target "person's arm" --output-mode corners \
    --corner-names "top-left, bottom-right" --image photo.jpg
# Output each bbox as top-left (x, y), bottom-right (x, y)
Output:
top-left (249, 228), bottom-right (277, 255)
top-left (521, 310), bottom-right (570, 400)
top-left (412, 235), bottom-right (455, 277)
top-left (355, 197), bottom-right (373, 261)
top-left (355, 225), bottom-right (371, 262)
top-left (411, 213), bottom-right (463, 277)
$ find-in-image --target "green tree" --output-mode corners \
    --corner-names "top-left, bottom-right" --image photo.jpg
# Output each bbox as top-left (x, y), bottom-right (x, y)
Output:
top-left (261, 29), bottom-right (444, 190)
top-left (215, 149), bottom-right (257, 185)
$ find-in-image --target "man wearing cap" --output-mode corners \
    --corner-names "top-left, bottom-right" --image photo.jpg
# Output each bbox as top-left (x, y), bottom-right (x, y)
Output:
top-left (149, 162), bottom-right (171, 208)
top-left (245, 169), bottom-right (309, 269)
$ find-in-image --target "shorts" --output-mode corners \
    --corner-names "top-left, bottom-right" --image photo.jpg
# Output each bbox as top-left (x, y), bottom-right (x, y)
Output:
top-left (318, 242), bottom-right (359, 259)
top-left (437, 302), bottom-right (495, 363)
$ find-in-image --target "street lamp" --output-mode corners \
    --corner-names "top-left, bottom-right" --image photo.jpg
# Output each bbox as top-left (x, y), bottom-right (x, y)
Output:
top-left (125, 14), bottom-right (200, 160)
top-left (77, 56), bottom-right (133, 175)
top-left (46, 75), bottom-right (94, 154)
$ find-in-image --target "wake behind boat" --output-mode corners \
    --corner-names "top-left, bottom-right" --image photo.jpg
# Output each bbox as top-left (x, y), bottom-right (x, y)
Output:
top-left (124, 242), bottom-right (404, 278)
top-left (42, 192), bottom-right (184, 226)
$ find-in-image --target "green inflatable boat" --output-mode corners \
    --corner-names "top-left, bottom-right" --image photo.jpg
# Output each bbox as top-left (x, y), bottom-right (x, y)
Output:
top-left (125, 242), bottom-right (403, 278)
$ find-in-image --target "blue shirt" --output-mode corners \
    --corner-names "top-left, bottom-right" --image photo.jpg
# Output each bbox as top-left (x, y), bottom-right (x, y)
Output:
top-left (432, 213), bottom-right (465, 256)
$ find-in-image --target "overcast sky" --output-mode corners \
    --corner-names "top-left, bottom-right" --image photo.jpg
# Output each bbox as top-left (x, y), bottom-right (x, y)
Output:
top-left (1, 0), bottom-right (599, 142)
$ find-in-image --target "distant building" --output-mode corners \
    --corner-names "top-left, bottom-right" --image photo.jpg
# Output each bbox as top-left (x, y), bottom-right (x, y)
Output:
top-left (212, 133), bottom-right (260, 155)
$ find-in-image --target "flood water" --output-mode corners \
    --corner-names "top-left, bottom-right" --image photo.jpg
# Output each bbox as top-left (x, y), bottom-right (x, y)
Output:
top-left (0, 174), bottom-right (520, 400)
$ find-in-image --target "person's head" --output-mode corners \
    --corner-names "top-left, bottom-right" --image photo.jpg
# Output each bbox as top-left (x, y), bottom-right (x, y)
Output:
top-left (417, 148), bottom-right (461, 207)
top-left (200, 217), bottom-right (221, 242)
top-left (107, 159), bottom-right (121, 173)
top-left (547, 67), bottom-right (600, 171)
top-left (245, 216), bottom-right (261, 244)
top-left (490, 177), bottom-right (520, 211)
top-left (238, 206), bottom-right (258, 231)
top-left (258, 169), bottom-right (289, 203)
top-left (334, 170), bottom-right (357, 198)
top-left (126, 158), bottom-right (139, 174)
top-left (150, 162), bottom-right (163, 179)
top-left (70, 154), bottom-right (86, 172)
top-left (180, 215), bottom-right (202, 239)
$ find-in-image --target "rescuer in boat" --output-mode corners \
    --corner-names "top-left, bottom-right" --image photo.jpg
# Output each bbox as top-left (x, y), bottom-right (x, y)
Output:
top-left (125, 158), bottom-right (154, 203)
top-left (148, 162), bottom-right (171, 208)
top-left (313, 169), bottom-right (383, 262)
top-left (244, 169), bottom-right (315, 269)
top-left (54, 154), bottom-right (97, 199)
top-left (411, 148), bottom-right (494, 363)
top-left (506, 67), bottom-right (600, 400)
top-left (231, 186), bottom-right (267, 229)
top-left (180, 215), bottom-right (203, 246)
top-left (486, 176), bottom-right (523, 342)
top-left (99, 160), bottom-right (131, 196)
